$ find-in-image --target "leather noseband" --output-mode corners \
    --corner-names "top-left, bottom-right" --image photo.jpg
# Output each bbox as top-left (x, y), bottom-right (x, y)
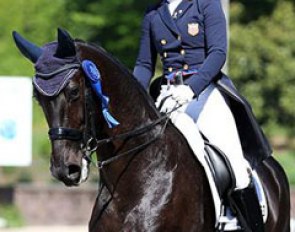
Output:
top-left (48, 127), bottom-right (83, 141)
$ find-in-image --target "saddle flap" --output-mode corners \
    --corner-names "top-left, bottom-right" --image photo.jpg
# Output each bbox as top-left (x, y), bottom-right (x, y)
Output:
top-left (204, 142), bottom-right (236, 198)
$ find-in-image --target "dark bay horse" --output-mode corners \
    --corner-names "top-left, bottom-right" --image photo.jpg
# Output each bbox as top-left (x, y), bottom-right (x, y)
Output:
top-left (13, 29), bottom-right (290, 232)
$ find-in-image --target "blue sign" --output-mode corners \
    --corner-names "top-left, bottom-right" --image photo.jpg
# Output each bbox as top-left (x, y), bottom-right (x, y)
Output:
top-left (0, 120), bottom-right (17, 140)
top-left (0, 77), bottom-right (32, 166)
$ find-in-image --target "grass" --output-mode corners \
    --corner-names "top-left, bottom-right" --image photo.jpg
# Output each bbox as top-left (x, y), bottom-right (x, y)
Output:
top-left (0, 204), bottom-right (24, 228)
top-left (274, 150), bottom-right (295, 186)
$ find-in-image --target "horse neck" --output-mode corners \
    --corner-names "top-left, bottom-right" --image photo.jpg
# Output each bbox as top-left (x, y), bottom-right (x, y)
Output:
top-left (78, 44), bottom-right (170, 187)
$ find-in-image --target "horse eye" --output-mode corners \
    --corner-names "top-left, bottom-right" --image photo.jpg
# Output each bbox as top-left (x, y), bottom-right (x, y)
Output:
top-left (68, 87), bottom-right (80, 101)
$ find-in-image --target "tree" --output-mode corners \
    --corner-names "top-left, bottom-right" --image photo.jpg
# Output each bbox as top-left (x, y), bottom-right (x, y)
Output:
top-left (0, 0), bottom-right (68, 76)
top-left (230, 0), bottom-right (279, 23)
top-left (229, 1), bottom-right (295, 135)
top-left (65, 0), bottom-right (156, 69)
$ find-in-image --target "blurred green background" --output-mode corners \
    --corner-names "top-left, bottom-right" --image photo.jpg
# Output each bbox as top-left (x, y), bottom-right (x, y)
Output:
top-left (0, 0), bottom-right (294, 227)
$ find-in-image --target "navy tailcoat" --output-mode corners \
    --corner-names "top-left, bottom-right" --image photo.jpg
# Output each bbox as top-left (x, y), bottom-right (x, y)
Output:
top-left (133, 0), bottom-right (272, 166)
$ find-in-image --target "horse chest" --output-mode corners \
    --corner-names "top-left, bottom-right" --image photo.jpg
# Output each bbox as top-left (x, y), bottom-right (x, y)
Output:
top-left (92, 170), bottom-right (174, 231)
top-left (123, 170), bottom-right (174, 230)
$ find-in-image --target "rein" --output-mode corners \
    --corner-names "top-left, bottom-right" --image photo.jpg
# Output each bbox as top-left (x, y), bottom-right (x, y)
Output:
top-left (96, 114), bottom-right (169, 169)
top-left (82, 99), bottom-right (186, 169)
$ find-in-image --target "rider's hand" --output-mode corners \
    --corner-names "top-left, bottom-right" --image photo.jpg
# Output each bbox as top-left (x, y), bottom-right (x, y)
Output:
top-left (155, 85), bottom-right (194, 113)
top-left (158, 95), bottom-right (178, 113)
top-left (155, 85), bottom-right (178, 113)
top-left (171, 85), bottom-right (194, 104)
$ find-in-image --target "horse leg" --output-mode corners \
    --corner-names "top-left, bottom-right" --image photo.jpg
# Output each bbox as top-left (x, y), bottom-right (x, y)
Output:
top-left (256, 157), bottom-right (290, 232)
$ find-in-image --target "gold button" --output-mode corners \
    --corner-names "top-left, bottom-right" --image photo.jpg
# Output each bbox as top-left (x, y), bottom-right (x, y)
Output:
top-left (183, 64), bottom-right (189, 70)
top-left (168, 67), bottom-right (173, 72)
top-left (180, 49), bottom-right (185, 55)
top-left (163, 52), bottom-right (168, 58)
top-left (161, 39), bottom-right (167, 45)
top-left (177, 35), bottom-right (181, 41)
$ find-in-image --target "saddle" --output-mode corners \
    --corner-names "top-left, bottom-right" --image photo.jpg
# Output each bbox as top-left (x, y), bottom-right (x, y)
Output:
top-left (203, 140), bottom-right (235, 199)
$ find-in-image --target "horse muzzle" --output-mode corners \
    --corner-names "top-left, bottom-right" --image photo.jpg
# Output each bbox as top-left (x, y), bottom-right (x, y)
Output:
top-left (48, 128), bottom-right (90, 186)
top-left (50, 158), bottom-right (89, 186)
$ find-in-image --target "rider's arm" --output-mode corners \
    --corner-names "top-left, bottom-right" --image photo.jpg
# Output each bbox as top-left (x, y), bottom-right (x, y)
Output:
top-left (133, 11), bottom-right (157, 90)
top-left (184, 0), bottom-right (227, 96)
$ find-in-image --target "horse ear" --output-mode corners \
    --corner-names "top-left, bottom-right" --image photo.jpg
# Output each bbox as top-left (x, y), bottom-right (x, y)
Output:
top-left (55, 28), bottom-right (76, 58)
top-left (12, 31), bottom-right (43, 63)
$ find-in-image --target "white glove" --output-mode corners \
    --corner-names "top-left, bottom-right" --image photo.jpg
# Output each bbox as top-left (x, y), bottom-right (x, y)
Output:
top-left (155, 85), bottom-right (194, 113)
top-left (155, 85), bottom-right (178, 113)
top-left (155, 85), bottom-right (173, 108)
top-left (171, 85), bottom-right (194, 104)
top-left (159, 96), bottom-right (179, 113)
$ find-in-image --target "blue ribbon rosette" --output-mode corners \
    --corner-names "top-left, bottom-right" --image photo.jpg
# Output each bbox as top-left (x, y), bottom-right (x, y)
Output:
top-left (82, 60), bottom-right (120, 128)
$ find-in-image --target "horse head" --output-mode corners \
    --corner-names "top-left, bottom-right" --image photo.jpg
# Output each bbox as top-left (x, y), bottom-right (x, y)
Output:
top-left (13, 28), bottom-right (159, 187)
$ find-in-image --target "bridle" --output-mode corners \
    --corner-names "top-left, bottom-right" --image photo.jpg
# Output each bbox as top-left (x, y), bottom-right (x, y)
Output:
top-left (49, 81), bottom-right (101, 164)
top-left (38, 63), bottom-right (99, 160)
top-left (37, 63), bottom-right (169, 168)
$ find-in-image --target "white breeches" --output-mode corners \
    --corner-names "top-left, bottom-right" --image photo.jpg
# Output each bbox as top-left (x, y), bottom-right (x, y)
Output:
top-left (165, 84), bottom-right (251, 189)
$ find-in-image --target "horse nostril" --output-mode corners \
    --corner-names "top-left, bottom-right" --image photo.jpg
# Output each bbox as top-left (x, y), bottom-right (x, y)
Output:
top-left (68, 164), bottom-right (81, 181)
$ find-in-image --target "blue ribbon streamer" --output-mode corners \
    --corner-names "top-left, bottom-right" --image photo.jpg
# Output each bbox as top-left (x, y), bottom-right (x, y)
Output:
top-left (82, 60), bottom-right (120, 128)
top-left (166, 69), bottom-right (198, 81)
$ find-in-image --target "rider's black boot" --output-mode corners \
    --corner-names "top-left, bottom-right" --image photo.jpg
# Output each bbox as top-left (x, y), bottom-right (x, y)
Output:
top-left (231, 183), bottom-right (264, 232)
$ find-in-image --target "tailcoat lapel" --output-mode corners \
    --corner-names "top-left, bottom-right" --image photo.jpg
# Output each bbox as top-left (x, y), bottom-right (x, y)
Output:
top-left (157, 2), bottom-right (180, 35)
top-left (174, 0), bottom-right (193, 20)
